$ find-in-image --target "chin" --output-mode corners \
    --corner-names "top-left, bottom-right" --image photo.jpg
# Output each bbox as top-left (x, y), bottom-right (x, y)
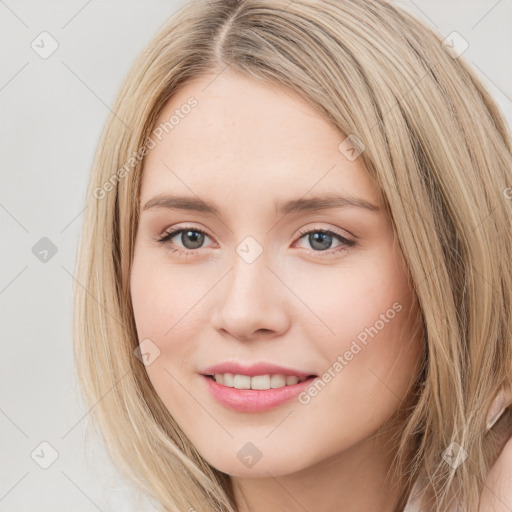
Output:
top-left (201, 447), bottom-right (311, 478)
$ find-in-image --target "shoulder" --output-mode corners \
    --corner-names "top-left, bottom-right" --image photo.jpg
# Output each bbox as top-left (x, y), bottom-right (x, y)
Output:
top-left (478, 434), bottom-right (512, 511)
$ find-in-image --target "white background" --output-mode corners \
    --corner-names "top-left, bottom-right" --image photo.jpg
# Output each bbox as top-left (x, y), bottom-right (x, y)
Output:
top-left (1, 1), bottom-right (511, 510)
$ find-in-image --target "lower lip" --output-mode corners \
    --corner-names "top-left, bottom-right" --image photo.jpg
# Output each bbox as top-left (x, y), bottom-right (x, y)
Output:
top-left (201, 374), bottom-right (318, 412)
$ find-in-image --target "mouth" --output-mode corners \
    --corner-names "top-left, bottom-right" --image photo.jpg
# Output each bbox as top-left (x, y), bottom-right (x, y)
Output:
top-left (200, 373), bottom-right (318, 412)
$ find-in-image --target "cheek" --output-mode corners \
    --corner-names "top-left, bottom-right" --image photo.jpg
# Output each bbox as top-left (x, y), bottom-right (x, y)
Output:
top-left (130, 250), bottom-right (204, 340)
top-left (292, 250), bottom-right (413, 348)
top-left (130, 255), bottom-right (191, 384)
top-left (296, 247), bottom-right (421, 406)
top-left (129, 249), bottom-right (216, 393)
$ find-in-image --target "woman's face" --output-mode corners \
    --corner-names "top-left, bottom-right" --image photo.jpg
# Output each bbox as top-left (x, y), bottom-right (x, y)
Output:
top-left (130, 71), bottom-right (423, 478)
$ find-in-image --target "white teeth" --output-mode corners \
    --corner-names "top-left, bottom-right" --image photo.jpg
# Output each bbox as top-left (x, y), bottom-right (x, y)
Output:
top-left (285, 375), bottom-right (299, 386)
top-left (251, 375), bottom-right (270, 389)
top-left (233, 374), bottom-right (251, 389)
top-left (270, 374), bottom-right (286, 388)
top-left (212, 373), bottom-right (308, 390)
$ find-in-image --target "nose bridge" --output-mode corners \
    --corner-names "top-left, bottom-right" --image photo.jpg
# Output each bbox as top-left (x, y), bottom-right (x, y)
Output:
top-left (227, 235), bottom-right (274, 308)
top-left (211, 234), bottom-right (289, 339)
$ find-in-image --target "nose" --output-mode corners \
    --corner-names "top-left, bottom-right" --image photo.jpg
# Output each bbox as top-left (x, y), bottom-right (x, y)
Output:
top-left (210, 246), bottom-right (291, 342)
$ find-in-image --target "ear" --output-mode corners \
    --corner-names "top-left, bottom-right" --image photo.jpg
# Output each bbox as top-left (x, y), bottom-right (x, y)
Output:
top-left (486, 383), bottom-right (512, 431)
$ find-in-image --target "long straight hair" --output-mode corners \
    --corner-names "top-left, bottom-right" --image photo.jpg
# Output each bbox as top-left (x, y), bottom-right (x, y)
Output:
top-left (73, 0), bottom-right (512, 510)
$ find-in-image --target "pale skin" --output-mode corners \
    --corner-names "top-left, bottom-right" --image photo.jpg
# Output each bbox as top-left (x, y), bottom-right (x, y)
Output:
top-left (129, 69), bottom-right (430, 511)
top-left (479, 435), bottom-right (512, 510)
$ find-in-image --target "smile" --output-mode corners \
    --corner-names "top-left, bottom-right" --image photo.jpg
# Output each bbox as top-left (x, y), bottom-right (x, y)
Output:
top-left (201, 374), bottom-right (318, 412)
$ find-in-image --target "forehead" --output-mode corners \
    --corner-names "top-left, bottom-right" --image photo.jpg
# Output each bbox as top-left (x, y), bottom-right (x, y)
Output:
top-left (140, 71), bottom-right (380, 210)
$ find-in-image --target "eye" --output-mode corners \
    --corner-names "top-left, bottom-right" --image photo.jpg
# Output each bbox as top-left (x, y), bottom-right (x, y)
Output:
top-left (155, 224), bottom-right (356, 258)
top-left (294, 226), bottom-right (356, 255)
top-left (156, 225), bottom-right (213, 257)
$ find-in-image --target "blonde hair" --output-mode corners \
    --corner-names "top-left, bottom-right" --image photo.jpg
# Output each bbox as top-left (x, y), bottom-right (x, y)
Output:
top-left (73, 0), bottom-right (512, 510)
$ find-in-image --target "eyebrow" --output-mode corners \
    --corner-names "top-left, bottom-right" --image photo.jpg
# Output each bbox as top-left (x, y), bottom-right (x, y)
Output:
top-left (143, 193), bottom-right (380, 215)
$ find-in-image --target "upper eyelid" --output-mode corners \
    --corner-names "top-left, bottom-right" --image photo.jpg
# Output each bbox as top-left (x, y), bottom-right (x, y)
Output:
top-left (296, 224), bottom-right (354, 239)
top-left (162, 225), bottom-right (211, 239)
top-left (160, 223), bottom-right (351, 239)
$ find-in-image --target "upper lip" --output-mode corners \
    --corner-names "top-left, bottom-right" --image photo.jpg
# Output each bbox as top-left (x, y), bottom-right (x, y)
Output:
top-left (200, 362), bottom-right (317, 378)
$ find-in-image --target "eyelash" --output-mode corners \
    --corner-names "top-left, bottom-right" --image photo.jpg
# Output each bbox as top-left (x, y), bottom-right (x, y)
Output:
top-left (156, 224), bottom-right (356, 258)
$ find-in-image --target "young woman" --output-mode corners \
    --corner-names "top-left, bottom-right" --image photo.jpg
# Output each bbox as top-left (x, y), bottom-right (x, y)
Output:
top-left (73, 0), bottom-right (512, 510)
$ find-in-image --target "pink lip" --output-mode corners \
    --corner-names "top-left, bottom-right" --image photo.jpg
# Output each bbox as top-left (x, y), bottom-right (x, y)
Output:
top-left (200, 361), bottom-right (316, 378)
top-left (201, 374), bottom-right (318, 412)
